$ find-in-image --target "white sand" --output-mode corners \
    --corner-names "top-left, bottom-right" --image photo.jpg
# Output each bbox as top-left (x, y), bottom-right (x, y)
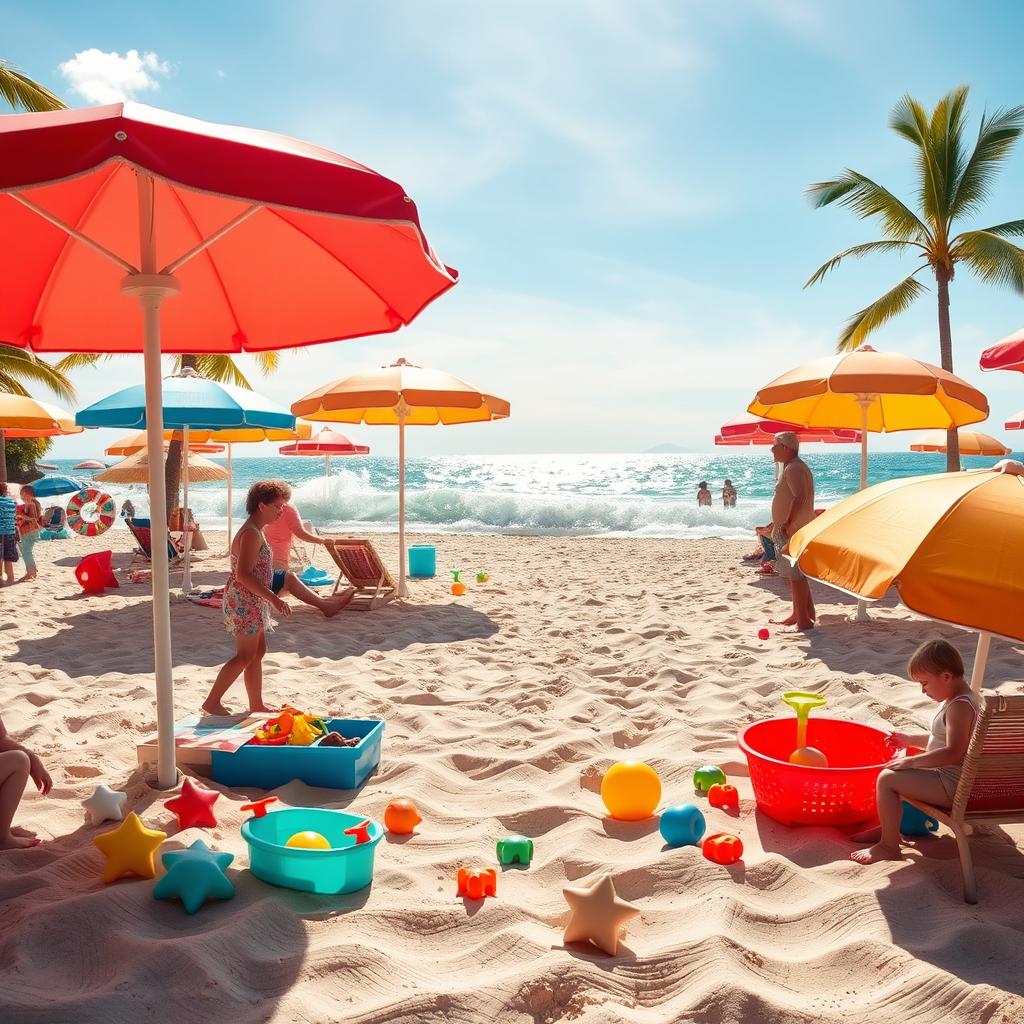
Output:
top-left (1, 529), bottom-right (1023, 1023)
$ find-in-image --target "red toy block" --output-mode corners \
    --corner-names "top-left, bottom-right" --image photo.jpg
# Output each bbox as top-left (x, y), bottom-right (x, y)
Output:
top-left (241, 796), bottom-right (277, 818)
top-left (344, 818), bottom-right (372, 845)
top-left (457, 866), bottom-right (497, 900)
top-left (702, 832), bottom-right (743, 865)
top-left (164, 777), bottom-right (220, 829)
top-left (708, 783), bottom-right (739, 811)
top-left (75, 550), bottom-right (118, 593)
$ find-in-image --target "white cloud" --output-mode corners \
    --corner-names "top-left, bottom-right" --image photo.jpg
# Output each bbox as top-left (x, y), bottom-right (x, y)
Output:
top-left (58, 48), bottom-right (172, 104)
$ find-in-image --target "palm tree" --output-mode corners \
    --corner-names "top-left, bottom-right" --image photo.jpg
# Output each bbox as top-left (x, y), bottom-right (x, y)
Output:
top-left (805, 85), bottom-right (1024, 472)
top-left (57, 351), bottom-right (279, 514)
top-left (0, 57), bottom-right (64, 112)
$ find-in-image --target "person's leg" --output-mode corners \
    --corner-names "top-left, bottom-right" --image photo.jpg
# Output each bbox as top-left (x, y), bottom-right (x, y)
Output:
top-left (791, 578), bottom-right (814, 630)
top-left (203, 633), bottom-right (262, 715)
top-left (760, 534), bottom-right (777, 561)
top-left (851, 768), bottom-right (950, 864)
top-left (243, 630), bottom-right (271, 712)
top-left (0, 750), bottom-right (38, 849)
top-left (280, 573), bottom-right (355, 616)
top-left (20, 533), bottom-right (37, 581)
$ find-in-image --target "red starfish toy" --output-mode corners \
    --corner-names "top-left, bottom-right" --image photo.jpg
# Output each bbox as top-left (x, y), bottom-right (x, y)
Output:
top-left (164, 777), bottom-right (220, 829)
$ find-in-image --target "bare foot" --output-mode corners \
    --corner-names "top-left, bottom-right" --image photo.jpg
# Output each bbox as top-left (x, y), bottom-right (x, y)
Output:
top-left (248, 703), bottom-right (276, 714)
top-left (0, 832), bottom-right (41, 850)
top-left (770, 615), bottom-right (797, 626)
top-left (201, 702), bottom-right (233, 716)
top-left (11, 826), bottom-right (38, 839)
top-left (850, 843), bottom-right (902, 864)
top-left (850, 825), bottom-right (882, 844)
top-left (781, 621), bottom-right (815, 633)
top-left (324, 587), bottom-right (356, 618)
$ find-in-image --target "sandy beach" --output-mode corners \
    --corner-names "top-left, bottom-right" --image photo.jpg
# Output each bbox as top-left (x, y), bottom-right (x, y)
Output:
top-left (0, 529), bottom-right (1022, 1023)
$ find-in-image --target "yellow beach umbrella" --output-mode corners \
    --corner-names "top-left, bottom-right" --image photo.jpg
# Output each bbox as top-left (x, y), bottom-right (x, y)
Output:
top-left (292, 358), bottom-right (510, 596)
top-left (788, 470), bottom-right (1024, 689)
top-left (0, 394), bottom-right (84, 483)
top-left (97, 445), bottom-right (230, 485)
top-left (910, 429), bottom-right (1010, 457)
top-left (106, 431), bottom-right (225, 456)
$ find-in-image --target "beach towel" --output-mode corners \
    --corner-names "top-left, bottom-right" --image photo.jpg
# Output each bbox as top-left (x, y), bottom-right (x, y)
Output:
top-left (187, 585), bottom-right (225, 609)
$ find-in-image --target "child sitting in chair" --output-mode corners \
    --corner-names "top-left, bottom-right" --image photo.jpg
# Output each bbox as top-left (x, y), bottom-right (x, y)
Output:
top-left (851, 639), bottom-right (979, 864)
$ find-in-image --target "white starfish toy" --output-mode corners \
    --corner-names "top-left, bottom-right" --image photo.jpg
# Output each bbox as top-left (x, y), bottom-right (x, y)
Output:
top-left (82, 785), bottom-right (128, 826)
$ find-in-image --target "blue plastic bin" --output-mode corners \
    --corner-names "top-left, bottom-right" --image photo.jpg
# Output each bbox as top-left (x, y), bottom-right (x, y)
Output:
top-left (210, 718), bottom-right (384, 790)
top-left (407, 544), bottom-right (436, 578)
top-left (242, 807), bottom-right (382, 894)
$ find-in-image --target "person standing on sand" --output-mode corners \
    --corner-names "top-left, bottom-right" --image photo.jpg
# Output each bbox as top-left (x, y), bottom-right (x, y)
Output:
top-left (0, 483), bottom-right (19, 586)
top-left (769, 432), bottom-right (816, 631)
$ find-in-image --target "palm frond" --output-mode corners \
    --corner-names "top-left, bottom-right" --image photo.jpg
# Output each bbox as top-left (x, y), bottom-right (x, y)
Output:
top-left (951, 103), bottom-right (1024, 219)
top-left (955, 231), bottom-right (1024, 294)
top-left (182, 354), bottom-right (253, 389)
top-left (928, 85), bottom-right (970, 227)
top-left (253, 351), bottom-right (279, 376)
top-left (805, 171), bottom-right (930, 242)
top-left (0, 346), bottom-right (75, 399)
top-left (804, 240), bottom-right (925, 288)
top-left (889, 93), bottom-right (942, 224)
top-left (836, 273), bottom-right (928, 352)
top-left (962, 218), bottom-right (1024, 239)
top-left (0, 60), bottom-right (65, 112)
top-left (53, 352), bottom-right (123, 375)
top-left (0, 372), bottom-right (29, 396)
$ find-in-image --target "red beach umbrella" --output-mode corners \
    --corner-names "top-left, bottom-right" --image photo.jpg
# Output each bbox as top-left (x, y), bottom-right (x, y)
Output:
top-left (280, 428), bottom-right (370, 500)
top-left (1005, 410), bottom-right (1024, 431)
top-left (0, 102), bottom-right (456, 788)
top-left (980, 329), bottom-right (1024, 374)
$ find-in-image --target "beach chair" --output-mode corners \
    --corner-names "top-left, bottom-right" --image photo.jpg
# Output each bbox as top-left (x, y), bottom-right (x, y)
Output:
top-left (126, 516), bottom-right (182, 569)
top-left (905, 694), bottom-right (1024, 903)
top-left (324, 538), bottom-right (397, 610)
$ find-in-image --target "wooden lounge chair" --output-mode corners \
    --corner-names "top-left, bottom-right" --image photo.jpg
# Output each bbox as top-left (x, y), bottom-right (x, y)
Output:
top-left (323, 538), bottom-right (397, 610)
top-left (906, 693), bottom-right (1024, 903)
top-left (126, 516), bottom-right (183, 570)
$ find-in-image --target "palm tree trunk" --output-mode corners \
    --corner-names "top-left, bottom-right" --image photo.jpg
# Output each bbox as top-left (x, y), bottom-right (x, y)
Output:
top-left (164, 354), bottom-right (197, 517)
top-left (935, 269), bottom-right (960, 473)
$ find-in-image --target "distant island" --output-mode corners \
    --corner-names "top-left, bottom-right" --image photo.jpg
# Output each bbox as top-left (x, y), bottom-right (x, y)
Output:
top-left (644, 443), bottom-right (692, 454)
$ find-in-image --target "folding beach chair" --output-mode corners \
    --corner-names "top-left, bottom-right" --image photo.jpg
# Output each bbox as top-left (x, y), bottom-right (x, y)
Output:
top-left (324, 538), bottom-right (397, 610)
top-left (905, 694), bottom-right (1024, 903)
top-left (126, 516), bottom-right (182, 569)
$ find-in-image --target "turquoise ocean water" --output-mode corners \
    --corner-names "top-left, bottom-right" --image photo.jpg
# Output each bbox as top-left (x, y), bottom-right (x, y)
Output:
top-left (45, 451), bottom-right (1019, 540)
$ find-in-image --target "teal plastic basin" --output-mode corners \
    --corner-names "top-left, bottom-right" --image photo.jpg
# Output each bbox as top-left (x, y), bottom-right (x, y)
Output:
top-left (407, 544), bottom-right (436, 578)
top-left (242, 807), bottom-right (382, 894)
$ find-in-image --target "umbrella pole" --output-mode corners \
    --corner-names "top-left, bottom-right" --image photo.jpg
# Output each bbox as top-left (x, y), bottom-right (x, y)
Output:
top-left (181, 424), bottom-right (192, 593)
top-left (324, 453), bottom-right (330, 504)
top-left (397, 410), bottom-right (409, 598)
top-left (226, 443), bottom-right (233, 551)
top-left (969, 632), bottom-right (991, 694)
top-left (123, 172), bottom-right (180, 789)
top-left (854, 397), bottom-right (872, 622)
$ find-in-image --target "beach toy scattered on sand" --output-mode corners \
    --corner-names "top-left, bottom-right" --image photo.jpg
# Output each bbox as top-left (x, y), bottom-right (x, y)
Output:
top-left (497, 834), bottom-right (534, 866)
top-left (319, 731), bottom-right (360, 747)
top-left (242, 808), bottom-right (383, 894)
top-left (93, 812), bottom-right (167, 883)
top-left (900, 801), bottom-right (940, 837)
top-left (241, 796), bottom-right (278, 818)
top-left (783, 691), bottom-right (829, 767)
top-left (82, 784), bottom-right (127, 826)
top-left (286, 830), bottom-right (331, 850)
top-left (153, 839), bottom-right (235, 914)
top-left (298, 565), bottom-right (333, 587)
top-left (450, 570), bottom-right (466, 596)
top-left (75, 550), bottom-right (118, 594)
top-left (659, 803), bottom-right (706, 847)
top-left (384, 798), bottom-right (421, 835)
top-left (457, 866), bottom-right (497, 900)
top-left (344, 819), bottom-right (373, 845)
top-left (250, 708), bottom-right (327, 746)
top-left (703, 832), bottom-right (744, 865)
top-left (164, 777), bottom-right (220, 830)
top-left (476, 571), bottom-right (489, 583)
top-left (692, 765), bottom-right (727, 794)
top-left (757, 627), bottom-right (770, 640)
top-left (562, 874), bottom-right (640, 956)
top-left (708, 783), bottom-right (740, 811)
top-left (601, 761), bottom-right (662, 821)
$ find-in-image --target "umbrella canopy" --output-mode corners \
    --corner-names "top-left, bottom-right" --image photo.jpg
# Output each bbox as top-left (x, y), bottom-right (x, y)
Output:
top-left (30, 474), bottom-right (87, 497)
top-left (97, 446), bottom-right (228, 484)
top-left (718, 415), bottom-right (862, 444)
top-left (788, 470), bottom-right (1024, 690)
top-left (1005, 411), bottom-right (1024, 431)
top-left (0, 394), bottom-right (83, 436)
top-left (0, 103), bottom-right (455, 788)
top-left (979, 328), bottom-right (1024, 374)
top-left (293, 359), bottom-right (509, 595)
top-left (910, 430), bottom-right (1011, 457)
top-left (106, 430), bottom-right (227, 456)
top-left (279, 428), bottom-right (370, 456)
top-left (73, 460), bottom-right (107, 470)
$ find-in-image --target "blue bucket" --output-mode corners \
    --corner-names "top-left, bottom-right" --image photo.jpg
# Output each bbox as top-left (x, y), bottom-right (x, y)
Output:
top-left (408, 544), bottom-right (436, 578)
top-left (242, 807), bottom-right (382, 894)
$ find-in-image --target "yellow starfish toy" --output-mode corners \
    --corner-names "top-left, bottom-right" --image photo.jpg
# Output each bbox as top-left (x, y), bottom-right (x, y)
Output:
top-left (93, 812), bottom-right (167, 883)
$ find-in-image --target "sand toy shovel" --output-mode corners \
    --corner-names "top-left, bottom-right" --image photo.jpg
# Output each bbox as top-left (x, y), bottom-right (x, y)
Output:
top-left (782, 691), bottom-right (828, 767)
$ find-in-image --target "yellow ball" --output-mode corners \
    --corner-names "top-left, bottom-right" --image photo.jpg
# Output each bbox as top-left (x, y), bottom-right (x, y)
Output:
top-left (285, 830), bottom-right (331, 850)
top-left (600, 760), bottom-right (662, 820)
top-left (789, 746), bottom-right (829, 768)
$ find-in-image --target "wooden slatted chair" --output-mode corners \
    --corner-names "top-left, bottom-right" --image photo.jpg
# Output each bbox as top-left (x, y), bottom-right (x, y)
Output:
top-left (906, 693), bottom-right (1024, 903)
top-left (323, 538), bottom-right (397, 610)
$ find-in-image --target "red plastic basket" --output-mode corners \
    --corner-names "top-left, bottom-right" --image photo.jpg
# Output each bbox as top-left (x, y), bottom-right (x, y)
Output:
top-left (738, 717), bottom-right (891, 826)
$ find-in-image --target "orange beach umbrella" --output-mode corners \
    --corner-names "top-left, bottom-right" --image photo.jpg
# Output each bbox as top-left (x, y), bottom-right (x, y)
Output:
top-left (910, 429), bottom-right (1010, 457)
top-left (0, 394), bottom-right (83, 484)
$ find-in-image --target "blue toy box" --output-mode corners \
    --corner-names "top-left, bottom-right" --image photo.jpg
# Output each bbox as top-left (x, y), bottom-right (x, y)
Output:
top-left (210, 718), bottom-right (384, 790)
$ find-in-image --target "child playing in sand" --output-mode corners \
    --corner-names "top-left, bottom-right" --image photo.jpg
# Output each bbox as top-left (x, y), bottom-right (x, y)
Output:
top-left (16, 484), bottom-right (42, 582)
top-left (851, 639), bottom-right (980, 864)
top-left (0, 713), bottom-right (52, 849)
top-left (203, 481), bottom-right (293, 716)
top-left (0, 483), bottom-right (18, 585)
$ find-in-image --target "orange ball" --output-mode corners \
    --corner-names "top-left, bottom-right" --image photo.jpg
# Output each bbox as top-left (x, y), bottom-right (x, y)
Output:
top-left (600, 760), bottom-right (662, 821)
top-left (384, 798), bottom-right (422, 835)
top-left (451, 582), bottom-right (466, 596)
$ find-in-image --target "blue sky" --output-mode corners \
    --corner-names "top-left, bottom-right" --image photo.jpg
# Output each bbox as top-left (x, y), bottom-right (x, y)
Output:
top-left (8, 0), bottom-right (1024, 458)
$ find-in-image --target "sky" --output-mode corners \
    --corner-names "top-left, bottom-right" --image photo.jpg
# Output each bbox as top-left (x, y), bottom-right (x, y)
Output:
top-left (7, 0), bottom-right (1024, 459)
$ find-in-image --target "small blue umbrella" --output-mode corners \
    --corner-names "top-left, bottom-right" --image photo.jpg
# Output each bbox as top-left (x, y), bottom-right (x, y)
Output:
top-left (77, 371), bottom-right (296, 590)
top-left (30, 474), bottom-right (87, 497)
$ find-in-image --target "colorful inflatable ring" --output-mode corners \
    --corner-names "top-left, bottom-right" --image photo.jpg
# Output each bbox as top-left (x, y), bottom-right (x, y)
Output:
top-left (67, 488), bottom-right (117, 538)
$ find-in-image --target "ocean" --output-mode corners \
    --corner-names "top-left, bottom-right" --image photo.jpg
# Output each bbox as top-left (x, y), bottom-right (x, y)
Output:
top-left (45, 451), bottom-right (1018, 540)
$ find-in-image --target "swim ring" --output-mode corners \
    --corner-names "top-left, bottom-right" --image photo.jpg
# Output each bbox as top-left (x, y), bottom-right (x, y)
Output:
top-left (67, 488), bottom-right (117, 537)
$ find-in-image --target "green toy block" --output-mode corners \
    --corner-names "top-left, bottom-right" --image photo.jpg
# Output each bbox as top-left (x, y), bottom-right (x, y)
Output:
top-left (693, 764), bottom-right (727, 794)
top-left (496, 834), bottom-right (534, 866)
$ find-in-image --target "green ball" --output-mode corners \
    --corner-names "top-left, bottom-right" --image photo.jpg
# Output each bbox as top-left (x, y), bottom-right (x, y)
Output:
top-left (693, 764), bottom-right (727, 794)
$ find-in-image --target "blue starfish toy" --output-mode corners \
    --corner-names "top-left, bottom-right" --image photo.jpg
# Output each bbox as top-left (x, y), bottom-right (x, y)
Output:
top-left (153, 840), bottom-right (235, 913)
